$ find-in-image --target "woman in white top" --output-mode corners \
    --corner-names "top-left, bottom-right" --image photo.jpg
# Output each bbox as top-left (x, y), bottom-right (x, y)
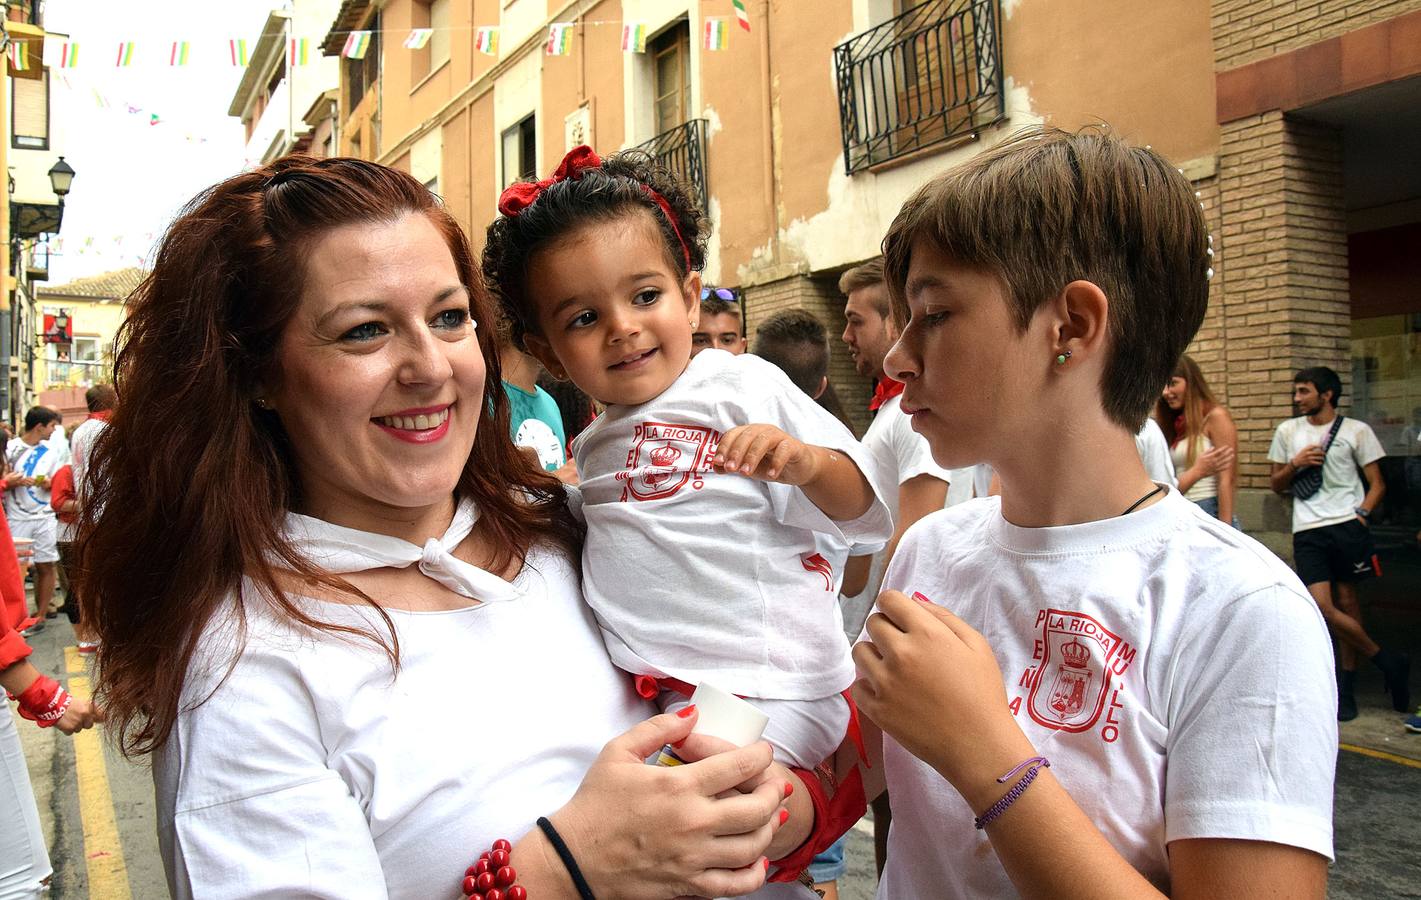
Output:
top-left (76, 157), bottom-right (809, 900)
top-left (1156, 354), bottom-right (1239, 526)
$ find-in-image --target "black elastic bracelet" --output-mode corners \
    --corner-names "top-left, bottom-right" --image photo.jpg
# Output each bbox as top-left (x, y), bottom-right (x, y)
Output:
top-left (536, 816), bottom-right (596, 900)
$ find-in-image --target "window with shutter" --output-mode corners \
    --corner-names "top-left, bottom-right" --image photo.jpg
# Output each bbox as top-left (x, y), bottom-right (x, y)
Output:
top-left (12, 70), bottom-right (48, 150)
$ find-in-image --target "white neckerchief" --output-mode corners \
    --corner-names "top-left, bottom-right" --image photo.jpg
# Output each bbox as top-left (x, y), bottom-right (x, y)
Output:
top-left (281, 498), bottom-right (522, 605)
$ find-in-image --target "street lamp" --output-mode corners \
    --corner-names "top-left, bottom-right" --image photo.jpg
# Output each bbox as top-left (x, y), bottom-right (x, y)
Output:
top-left (47, 157), bottom-right (75, 201)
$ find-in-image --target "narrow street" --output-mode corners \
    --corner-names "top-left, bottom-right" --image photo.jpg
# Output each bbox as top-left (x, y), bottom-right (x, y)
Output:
top-left (17, 613), bottom-right (1421, 899)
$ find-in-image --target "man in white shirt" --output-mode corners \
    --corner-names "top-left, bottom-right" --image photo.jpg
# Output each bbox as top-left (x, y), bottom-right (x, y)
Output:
top-left (4, 407), bottom-right (64, 631)
top-left (1134, 417), bottom-right (1178, 488)
top-left (1268, 365), bottom-right (1409, 721)
top-left (65, 384), bottom-right (116, 652)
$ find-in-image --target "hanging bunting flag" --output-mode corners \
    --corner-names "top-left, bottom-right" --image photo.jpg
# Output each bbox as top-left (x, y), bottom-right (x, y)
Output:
top-left (289, 37), bottom-right (309, 65)
top-left (546, 23), bottom-right (573, 56)
top-left (169, 41), bottom-right (189, 66)
top-left (149, 113), bottom-right (161, 126)
top-left (58, 41), bottom-right (79, 67)
top-left (116, 41), bottom-right (136, 66)
top-left (230, 38), bottom-right (248, 66)
top-left (91, 88), bottom-right (109, 109)
top-left (621, 23), bottom-right (647, 53)
top-left (703, 18), bottom-right (728, 51)
top-left (474, 26), bottom-right (499, 56)
top-left (7, 41), bottom-right (28, 71)
top-left (733, 0), bottom-right (752, 31)
top-left (403, 29), bottom-right (433, 50)
top-left (342, 30), bottom-right (372, 59)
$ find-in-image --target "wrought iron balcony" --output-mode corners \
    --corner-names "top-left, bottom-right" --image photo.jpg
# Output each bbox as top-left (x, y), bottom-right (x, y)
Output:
top-left (833, 0), bottom-right (1005, 174)
top-left (633, 118), bottom-right (709, 215)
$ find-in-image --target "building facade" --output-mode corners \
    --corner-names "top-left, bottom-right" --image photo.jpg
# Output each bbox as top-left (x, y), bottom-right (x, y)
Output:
top-left (3, 0), bottom-right (73, 426)
top-left (231, 2), bottom-right (343, 167)
top-left (34, 266), bottom-right (142, 398)
top-left (318, 0), bottom-right (1421, 548)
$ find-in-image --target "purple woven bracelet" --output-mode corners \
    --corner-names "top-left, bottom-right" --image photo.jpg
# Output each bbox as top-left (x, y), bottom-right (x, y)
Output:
top-left (973, 756), bottom-right (1050, 830)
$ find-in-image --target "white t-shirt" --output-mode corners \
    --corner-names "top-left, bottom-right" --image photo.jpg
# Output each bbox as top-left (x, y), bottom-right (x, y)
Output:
top-left (4, 438), bottom-right (62, 521)
top-left (1268, 415), bottom-right (1384, 533)
top-left (69, 416), bottom-right (108, 496)
top-left (873, 491), bottom-right (1337, 899)
top-left (155, 510), bottom-right (651, 900)
top-left (1134, 418), bottom-right (1178, 488)
top-left (575, 348), bottom-right (891, 701)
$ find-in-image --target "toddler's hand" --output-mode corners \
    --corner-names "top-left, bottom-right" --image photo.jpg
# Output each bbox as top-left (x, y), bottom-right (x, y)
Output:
top-left (714, 424), bottom-right (819, 485)
top-left (853, 591), bottom-right (1034, 803)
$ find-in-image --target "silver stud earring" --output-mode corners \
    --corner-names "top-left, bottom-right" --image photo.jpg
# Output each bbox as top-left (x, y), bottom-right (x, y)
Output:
top-left (254, 397), bottom-right (271, 409)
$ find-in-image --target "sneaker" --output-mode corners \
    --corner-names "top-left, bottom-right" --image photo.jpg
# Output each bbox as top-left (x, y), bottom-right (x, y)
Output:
top-left (1406, 711), bottom-right (1421, 734)
top-left (19, 619), bottom-right (45, 637)
top-left (1338, 691), bottom-right (1359, 722)
top-left (44, 610), bottom-right (58, 620)
top-left (76, 642), bottom-right (98, 655)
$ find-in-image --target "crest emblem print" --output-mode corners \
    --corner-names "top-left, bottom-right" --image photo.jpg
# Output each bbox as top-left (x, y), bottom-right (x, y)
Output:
top-left (616, 422), bottom-right (720, 501)
top-left (1026, 609), bottom-right (1134, 733)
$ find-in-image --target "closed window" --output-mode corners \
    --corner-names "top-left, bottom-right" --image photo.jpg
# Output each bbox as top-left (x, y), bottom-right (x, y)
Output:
top-left (12, 70), bottom-right (48, 150)
top-left (651, 24), bottom-right (689, 136)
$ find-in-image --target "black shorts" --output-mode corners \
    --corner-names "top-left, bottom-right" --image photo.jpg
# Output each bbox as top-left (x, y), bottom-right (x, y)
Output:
top-left (1293, 520), bottom-right (1379, 587)
top-left (57, 540), bottom-right (79, 624)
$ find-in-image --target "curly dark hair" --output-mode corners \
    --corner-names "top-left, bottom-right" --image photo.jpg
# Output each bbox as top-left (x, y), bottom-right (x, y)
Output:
top-left (482, 149), bottom-right (709, 348)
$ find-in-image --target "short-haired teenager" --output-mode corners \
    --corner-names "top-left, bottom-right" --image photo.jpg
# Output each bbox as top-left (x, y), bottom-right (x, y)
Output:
top-left (4, 407), bottom-right (65, 631)
top-left (853, 127), bottom-right (1336, 898)
top-left (692, 287), bottom-right (746, 356)
top-left (1268, 365), bottom-right (1409, 721)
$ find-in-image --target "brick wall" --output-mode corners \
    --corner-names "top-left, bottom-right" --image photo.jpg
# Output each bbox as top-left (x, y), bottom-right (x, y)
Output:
top-left (1212, 0), bottom-right (1421, 69)
top-left (744, 274), bottom-right (875, 436)
top-left (1213, 111), bottom-right (1350, 490)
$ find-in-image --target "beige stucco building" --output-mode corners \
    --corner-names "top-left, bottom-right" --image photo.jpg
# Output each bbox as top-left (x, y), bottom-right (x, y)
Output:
top-left (321, 0), bottom-right (1421, 548)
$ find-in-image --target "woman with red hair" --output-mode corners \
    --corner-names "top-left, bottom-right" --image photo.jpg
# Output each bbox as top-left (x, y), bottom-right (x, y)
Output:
top-left (78, 157), bottom-right (810, 899)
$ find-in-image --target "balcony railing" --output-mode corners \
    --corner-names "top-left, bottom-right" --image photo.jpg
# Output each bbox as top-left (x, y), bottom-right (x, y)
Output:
top-left (633, 118), bottom-right (709, 215)
top-left (833, 0), bottom-right (1004, 174)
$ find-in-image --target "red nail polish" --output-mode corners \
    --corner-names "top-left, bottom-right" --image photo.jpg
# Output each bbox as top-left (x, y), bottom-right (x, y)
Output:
top-left (676, 704), bottom-right (697, 719)
top-left (778, 809), bottom-right (789, 825)
top-left (783, 781), bottom-right (794, 798)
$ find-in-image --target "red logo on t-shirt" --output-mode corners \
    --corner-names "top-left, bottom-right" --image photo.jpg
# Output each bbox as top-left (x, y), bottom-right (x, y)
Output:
top-left (616, 422), bottom-right (720, 501)
top-left (1023, 609), bottom-right (1136, 734)
top-left (801, 553), bottom-right (834, 591)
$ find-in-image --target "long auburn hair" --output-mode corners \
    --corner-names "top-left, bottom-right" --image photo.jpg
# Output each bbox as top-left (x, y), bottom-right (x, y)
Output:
top-left (77, 156), bottom-right (581, 757)
top-left (1154, 353), bottom-right (1219, 466)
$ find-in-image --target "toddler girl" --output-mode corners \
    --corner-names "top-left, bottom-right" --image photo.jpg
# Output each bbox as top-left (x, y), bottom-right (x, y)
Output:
top-left (483, 146), bottom-right (890, 768)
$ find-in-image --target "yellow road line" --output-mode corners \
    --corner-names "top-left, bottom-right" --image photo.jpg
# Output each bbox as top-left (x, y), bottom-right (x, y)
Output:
top-left (66, 675), bottom-right (132, 900)
top-left (64, 645), bottom-right (83, 674)
top-left (1340, 742), bottom-right (1421, 770)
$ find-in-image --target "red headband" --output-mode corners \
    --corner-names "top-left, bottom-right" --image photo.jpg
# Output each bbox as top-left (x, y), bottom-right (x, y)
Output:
top-left (496, 144), bottom-right (692, 271)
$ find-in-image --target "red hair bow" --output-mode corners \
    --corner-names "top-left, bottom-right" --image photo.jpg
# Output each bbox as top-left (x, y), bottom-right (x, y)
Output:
top-left (497, 145), bottom-right (602, 216)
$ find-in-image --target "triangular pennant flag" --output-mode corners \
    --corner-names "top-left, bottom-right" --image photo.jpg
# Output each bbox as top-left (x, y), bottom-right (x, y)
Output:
top-left (404, 29), bottom-right (433, 50)
top-left (733, 0), bottom-right (752, 31)
top-left (169, 41), bottom-right (189, 66)
top-left (621, 23), bottom-right (647, 53)
top-left (59, 41), bottom-right (79, 68)
top-left (289, 37), bottom-right (309, 65)
top-left (703, 18), bottom-right (728, 51)
top-left (546, 23), bottom-right (573, 56)
top-left (230, 38), bottom-right (248, 66)
top-left (342, 31), bottom-right (371, 59)
top-left (7, 41), bottom-right (28, 71)
top-left (116, 41), bottom-right (136, 66)
top-left (474, 26), bottom-right (499, 56)
top-left (149, 113), bottom-right (161, 126)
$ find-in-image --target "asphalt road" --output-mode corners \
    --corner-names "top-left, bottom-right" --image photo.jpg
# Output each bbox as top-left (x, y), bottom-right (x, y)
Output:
top-left (14, 616), bottom-right (1421, 899)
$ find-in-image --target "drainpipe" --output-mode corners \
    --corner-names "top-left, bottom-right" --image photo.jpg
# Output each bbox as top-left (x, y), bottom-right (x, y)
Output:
top-left (758, 1), bottom-right (777, 263)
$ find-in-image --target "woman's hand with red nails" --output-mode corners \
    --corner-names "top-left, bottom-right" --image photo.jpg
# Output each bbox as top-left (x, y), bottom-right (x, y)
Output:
top-left (549, 707), bottom-right (784, 899)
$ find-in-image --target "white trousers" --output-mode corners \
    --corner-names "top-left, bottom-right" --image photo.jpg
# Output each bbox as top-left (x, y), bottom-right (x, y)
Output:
top-left (0, 704), bottom-right (49, 899)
